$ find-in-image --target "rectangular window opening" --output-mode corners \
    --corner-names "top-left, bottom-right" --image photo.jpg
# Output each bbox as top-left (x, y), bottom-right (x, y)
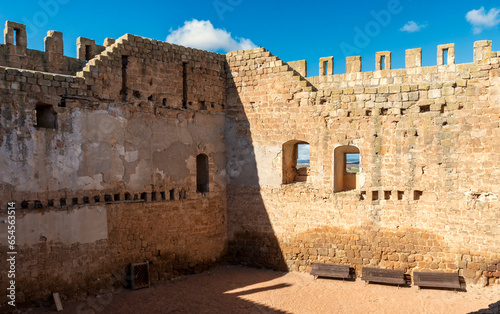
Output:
top-left (169, 189), bottom-right (175, 200)
top-left (372, 191), bottom-right (379, 201)
top-left (182, 62), bottom-right (188, 108)
top-left (160, 191), bottom-right (166, 201)
top-left (151, 192), bottom-right (157, 201)
top-left (345, 153), bottom-right (360, 174)
top-left (381, 55), bottom-right (386, 70)
top-left (443, 49), bottom-right (448, 65)
top-left (197, 154), bottom-right (210, 193)
top-left (120, 56), bottom-right (128, 100)
top-left (13, 29), bottom-right (19, 46)
top-left (85, 45), bottom-right (92, 61)
top-left (35, 104), bottom-right (57, 129)
top-left (114, 193), bottom-right (120, 201)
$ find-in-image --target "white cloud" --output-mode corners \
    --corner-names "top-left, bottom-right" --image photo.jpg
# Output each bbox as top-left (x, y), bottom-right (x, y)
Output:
top-left (466, 7), bottom-right (500, 34)
top-left (400, 21), bottom-right (427, 33)
top-left (166, 19), bottom-right (257, 52)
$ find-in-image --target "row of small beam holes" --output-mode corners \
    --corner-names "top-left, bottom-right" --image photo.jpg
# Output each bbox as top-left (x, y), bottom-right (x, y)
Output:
top-left (360, 190), bottom-right (423, 201)
top-left (19, 189), bottom-right (422, 209)
top-left (19, 190), bottom-right (187, 209)
top-left (351, 104), bottom-right (460, 118)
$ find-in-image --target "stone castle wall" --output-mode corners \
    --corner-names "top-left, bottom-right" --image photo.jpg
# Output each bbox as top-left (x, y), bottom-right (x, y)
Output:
top-left (0, 18), bottom-right (499, 309)
top-left (0, 22), bottom-right (228, 307)
top-left (225, 43), bottom-right (500, 283)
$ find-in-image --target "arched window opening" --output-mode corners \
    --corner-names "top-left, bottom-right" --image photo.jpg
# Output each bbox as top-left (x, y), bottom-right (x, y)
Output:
top-left (282, 140), bottom-right (310, 184)
top-left (334, 146), bottom-right (360, 192)
top-left (196, 154), bottom-right (209, 193)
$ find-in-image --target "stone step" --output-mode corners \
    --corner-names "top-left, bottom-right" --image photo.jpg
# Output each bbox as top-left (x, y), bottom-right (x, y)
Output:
top-left (297, 167), bottom-right (308, 175)
top-left (294, 175), bottom-right (307, 182)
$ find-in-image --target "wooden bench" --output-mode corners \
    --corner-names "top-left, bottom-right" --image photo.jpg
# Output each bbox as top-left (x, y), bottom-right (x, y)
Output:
top-left (310, 263), bottom-right (350, 280)
top-left (413, 271), bottom-right (461, 290)
top-left (361, 267), bottom-right (406, 286)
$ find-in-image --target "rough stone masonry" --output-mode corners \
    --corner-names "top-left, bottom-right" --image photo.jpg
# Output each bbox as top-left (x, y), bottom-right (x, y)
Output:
top-left (0, 20), bottom-right (499, 308)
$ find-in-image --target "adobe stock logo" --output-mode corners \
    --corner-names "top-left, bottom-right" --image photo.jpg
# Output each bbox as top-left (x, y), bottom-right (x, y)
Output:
top-left (21, 0), bottom-right (70, 37)
top-left (340, 0), bottom-right (404, 56)
top-left (213, 0), bottom-right (243, 21)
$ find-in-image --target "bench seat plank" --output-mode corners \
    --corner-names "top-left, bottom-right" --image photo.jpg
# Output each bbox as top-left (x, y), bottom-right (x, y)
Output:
top-left (413, 271), bottom-right (460, 289)
top-left (361, 267), bottom-right (406, 285)
top-left (311, 263), bottom-right (350, 279)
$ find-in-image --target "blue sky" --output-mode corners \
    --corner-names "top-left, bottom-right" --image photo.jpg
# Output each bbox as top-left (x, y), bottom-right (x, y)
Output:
top-left (0, 0), bottom-right (499, 76)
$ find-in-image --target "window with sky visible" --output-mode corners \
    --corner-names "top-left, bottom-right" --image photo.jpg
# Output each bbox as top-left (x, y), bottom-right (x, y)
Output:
top-left (297, 144), bottom-right (310, 167)
top-left (345, 153), bottom-right (360, 173)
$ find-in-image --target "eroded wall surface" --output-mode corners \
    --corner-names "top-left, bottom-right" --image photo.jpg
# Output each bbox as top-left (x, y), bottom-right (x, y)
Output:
top-left (0, 32), bottom-right (227, 307)
top-left (225, 44), bottom-right (500, 283)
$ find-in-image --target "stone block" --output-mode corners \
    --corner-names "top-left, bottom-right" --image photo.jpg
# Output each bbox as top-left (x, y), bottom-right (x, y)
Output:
top-left (346, 56), bottom-right (361, 73)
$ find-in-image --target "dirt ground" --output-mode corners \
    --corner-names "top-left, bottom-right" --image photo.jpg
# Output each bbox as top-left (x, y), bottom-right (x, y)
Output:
top-left (27, 265), bottom-right (500, 314)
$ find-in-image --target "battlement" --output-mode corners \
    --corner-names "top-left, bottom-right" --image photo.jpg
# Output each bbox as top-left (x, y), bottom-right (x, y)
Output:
top-left (1, 16), bottom-right (500, 309)
top-left (286, 41), bottom-right (498, 89)
top-left (0, 21), bottom-right (121, 75)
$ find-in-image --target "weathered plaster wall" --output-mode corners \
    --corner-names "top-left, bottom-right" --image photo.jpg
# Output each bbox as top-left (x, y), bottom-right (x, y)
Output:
top-left (0, 30), bottom-right (228, 307)
top-left (0, 34), bottom-right (227, 204)
top-left (0, 206), bottom-right (108, 246)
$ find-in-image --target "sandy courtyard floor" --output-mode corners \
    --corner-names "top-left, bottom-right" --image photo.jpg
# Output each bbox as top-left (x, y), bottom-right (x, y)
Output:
top-left (29, 265), bottom-right (500, 314)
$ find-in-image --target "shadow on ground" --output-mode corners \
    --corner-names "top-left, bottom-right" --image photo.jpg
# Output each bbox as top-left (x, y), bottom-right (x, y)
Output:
top-left (468, 300), bottom-right (500, 314)
top-left (29, 266), bottom-right (292, 314)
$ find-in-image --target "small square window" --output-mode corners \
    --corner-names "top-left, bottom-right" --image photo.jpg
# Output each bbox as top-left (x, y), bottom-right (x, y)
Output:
top-left (35, 104), bottom-right (57, 129)
top-left (345, 153), bottom-right (360, 173)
